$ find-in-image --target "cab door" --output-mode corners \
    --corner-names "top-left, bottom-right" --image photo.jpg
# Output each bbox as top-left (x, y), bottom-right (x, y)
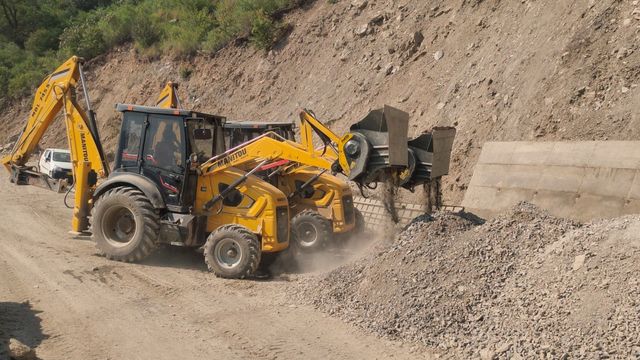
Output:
top-left (141, 114), bottom-right (189, 211)
top-left (39, 150), bottom-right (51, 175)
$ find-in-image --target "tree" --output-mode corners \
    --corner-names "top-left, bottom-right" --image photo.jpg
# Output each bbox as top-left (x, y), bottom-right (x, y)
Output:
top-left (0, 0), bottom-right (20, 46)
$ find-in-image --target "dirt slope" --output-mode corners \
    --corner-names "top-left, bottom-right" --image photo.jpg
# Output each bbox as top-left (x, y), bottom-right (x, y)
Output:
top-left (1, 0), bottom-right (639, 204)
top-left (0, 171), bottom-right (428, 360)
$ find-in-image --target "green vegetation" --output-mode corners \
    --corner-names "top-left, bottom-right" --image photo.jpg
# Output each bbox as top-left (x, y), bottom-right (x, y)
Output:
top-left (0, 0), bottom-right (302, 104)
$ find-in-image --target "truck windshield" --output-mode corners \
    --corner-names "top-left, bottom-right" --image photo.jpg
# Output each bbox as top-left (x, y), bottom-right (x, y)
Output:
top-left (52, 152), bottom-right (71, 162)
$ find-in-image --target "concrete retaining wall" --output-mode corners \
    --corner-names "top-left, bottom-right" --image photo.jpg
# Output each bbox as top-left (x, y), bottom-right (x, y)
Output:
top-left (461, 141), bottom-right (640, 221)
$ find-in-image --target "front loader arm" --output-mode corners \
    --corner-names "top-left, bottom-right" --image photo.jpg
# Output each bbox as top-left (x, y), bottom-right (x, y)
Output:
top-left (298, 110), bottom-right (350, 167)
top-left (2, 56), bottom-right (76, 169)
top-left (201, 134), bottom-right (337, 177)
top-left (157, 82), bottom-right (455, 190)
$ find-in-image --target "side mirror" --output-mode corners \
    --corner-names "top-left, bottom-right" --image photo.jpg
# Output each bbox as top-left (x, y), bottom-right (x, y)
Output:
top-left (194, 128), bottom-right (212, 140)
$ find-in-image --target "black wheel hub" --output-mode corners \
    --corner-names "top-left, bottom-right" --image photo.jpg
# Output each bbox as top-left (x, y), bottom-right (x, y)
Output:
top-left (102, 206), bottom-right (136, 246)
top-left (296, 222), bottom-right (318, 248)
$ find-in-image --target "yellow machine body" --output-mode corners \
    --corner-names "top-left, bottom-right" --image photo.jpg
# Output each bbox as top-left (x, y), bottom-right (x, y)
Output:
top-left (276, 167), bottom-right (355, 233)
top-left (157, 82), bottom-right (356, 234)
top-left (195, 168), bottom-right (289, 253)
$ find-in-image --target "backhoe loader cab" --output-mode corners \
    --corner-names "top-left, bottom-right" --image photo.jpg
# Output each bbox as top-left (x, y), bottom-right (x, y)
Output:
top-left (111, 104), bottom-right (226, 210)
top-left (91, 104), bottom-right (290, 278)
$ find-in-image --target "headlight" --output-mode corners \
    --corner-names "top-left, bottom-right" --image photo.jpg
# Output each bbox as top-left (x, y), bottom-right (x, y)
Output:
top-left (344, 139), bottom-right (361, 157)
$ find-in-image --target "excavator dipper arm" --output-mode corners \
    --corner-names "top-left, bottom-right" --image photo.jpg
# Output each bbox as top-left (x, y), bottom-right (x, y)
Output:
top-left (1, 56), bottom-right (109, 233)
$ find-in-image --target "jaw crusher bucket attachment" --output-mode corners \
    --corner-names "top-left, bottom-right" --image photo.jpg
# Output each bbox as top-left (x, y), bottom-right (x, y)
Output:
top-left (345, 105), bottom-right (412, 185)
top-left (402, 127), bottom-right (456, 190)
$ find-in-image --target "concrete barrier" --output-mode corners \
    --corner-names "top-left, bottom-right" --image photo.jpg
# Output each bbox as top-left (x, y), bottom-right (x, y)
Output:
top-left (462, 141), bottom-right (640, 222)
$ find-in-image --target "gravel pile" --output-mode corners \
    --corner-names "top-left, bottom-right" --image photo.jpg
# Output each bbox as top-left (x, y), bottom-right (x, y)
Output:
top-left (297, 202), bottom-right (640, 358)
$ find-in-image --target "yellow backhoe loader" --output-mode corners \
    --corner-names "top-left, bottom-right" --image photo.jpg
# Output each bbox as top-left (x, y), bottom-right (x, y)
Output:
top-left (156, 83), bottom-right (363, 252)
top-left (2, 56), bottom-right (455, 279)
top-left (2, 57), bottom-right (288, 278)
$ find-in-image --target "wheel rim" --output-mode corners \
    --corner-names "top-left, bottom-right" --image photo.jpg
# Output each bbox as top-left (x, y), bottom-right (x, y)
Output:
top-left (296, 222), bottom-right (318, 248)
top-left (214, 238), bottom-right (243, 269)
top-left (102, 206), bottom-right (137, 247)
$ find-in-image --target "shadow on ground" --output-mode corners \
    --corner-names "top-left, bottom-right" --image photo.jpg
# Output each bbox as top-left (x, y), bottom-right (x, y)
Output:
top-left (96, 231), bottom-right (378, 282)
top-left (140, 246), bottom-right (208, 272)
top-left (0, 301), bottom-right (45, 359)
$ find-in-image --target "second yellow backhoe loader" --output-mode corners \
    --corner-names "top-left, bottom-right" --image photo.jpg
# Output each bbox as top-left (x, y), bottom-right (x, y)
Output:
top-left (157, 82), bottom-right (363, 252)
top-left (3, 56), bottom-right (455, 279)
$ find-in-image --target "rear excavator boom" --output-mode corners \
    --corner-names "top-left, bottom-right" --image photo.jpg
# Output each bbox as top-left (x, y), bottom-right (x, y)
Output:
top-left (156, 81), bottom-right (181, 109)
top-left (1, 56), bottom-right (109, 232)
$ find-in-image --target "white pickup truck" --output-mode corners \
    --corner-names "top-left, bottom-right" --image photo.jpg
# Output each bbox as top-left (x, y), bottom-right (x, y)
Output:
top-left (39, 148), bottom-right (73, 182)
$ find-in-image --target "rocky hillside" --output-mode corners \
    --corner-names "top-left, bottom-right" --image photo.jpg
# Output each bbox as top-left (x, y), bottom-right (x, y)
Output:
top-left (1, 0), bottom-right (638, 204)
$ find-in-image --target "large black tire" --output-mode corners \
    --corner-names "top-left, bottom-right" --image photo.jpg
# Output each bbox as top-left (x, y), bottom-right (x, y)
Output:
top-left (92, 186), bottom-right (160, 262)
top-left (204, 224), bottom-right (261, 279)
top-left (291, 210), bottom-right (331, 252)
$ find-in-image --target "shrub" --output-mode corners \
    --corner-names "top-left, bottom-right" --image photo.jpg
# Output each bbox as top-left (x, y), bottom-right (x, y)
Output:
top-left (179, 66), bottom-right (193, 80)
top-left (250, 10), bottom-right (277, 50)
top-left (1, 0), bottom-right (303, 98)
top-left (132, 15), bottom-right (162, 49)
top-left (202, 29), bottom-right (232, 53)
top-left (98, 5), bottom-right (136, 47)
top-left (25, 29), bottom-right (61, 54)
top-left (60, 15), bottom-right (107, 59)
top-left (0, 42), bottom-right (23, 68)
top-left (163, 9), bottom-right (214, 57)
top-left (0, 65), bottom-right (10, 91)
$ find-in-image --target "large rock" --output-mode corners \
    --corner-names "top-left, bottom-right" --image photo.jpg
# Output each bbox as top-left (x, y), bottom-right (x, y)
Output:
top-left (8, 339), bottom-right (37, 360)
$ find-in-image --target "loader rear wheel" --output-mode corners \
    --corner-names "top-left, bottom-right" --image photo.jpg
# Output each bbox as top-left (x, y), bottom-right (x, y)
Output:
top-left (92, 186), bottom-right (160, 262)
top-left (291, 210), bottom-right (331, 252)
top-left (204, 224), bottom-right (261, 279)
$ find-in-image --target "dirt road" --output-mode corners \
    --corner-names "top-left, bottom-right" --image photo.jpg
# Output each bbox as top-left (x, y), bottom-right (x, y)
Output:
top-left (0, 173), bottom-right (426, 360)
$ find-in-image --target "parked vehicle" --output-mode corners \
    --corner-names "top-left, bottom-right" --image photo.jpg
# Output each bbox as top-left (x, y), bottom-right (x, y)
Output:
top-left (39, 148), bottom-right (73, 182)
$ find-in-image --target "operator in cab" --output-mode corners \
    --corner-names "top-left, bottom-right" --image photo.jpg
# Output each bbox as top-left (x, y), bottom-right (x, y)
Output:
top-left (152, 123), bottom-right (182, 170)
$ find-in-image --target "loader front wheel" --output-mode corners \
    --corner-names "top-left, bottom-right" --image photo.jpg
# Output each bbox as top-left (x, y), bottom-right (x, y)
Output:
top-left (291, 210), bottom-right (331, 252)
top-left (92, 186), bottom-right (160, 262)
top-left (204, 225), bottom-right (261, 279)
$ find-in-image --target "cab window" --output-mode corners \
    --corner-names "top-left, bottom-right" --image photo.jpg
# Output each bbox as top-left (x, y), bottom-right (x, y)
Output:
top-left (52, 152), bottom-right (71, 162)
top-left (143, 115), bottom-right (185, 173)
top-left (187, 118), bottom-right (218, 162)
top-left (118, 112), bottom-right (144, 168)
